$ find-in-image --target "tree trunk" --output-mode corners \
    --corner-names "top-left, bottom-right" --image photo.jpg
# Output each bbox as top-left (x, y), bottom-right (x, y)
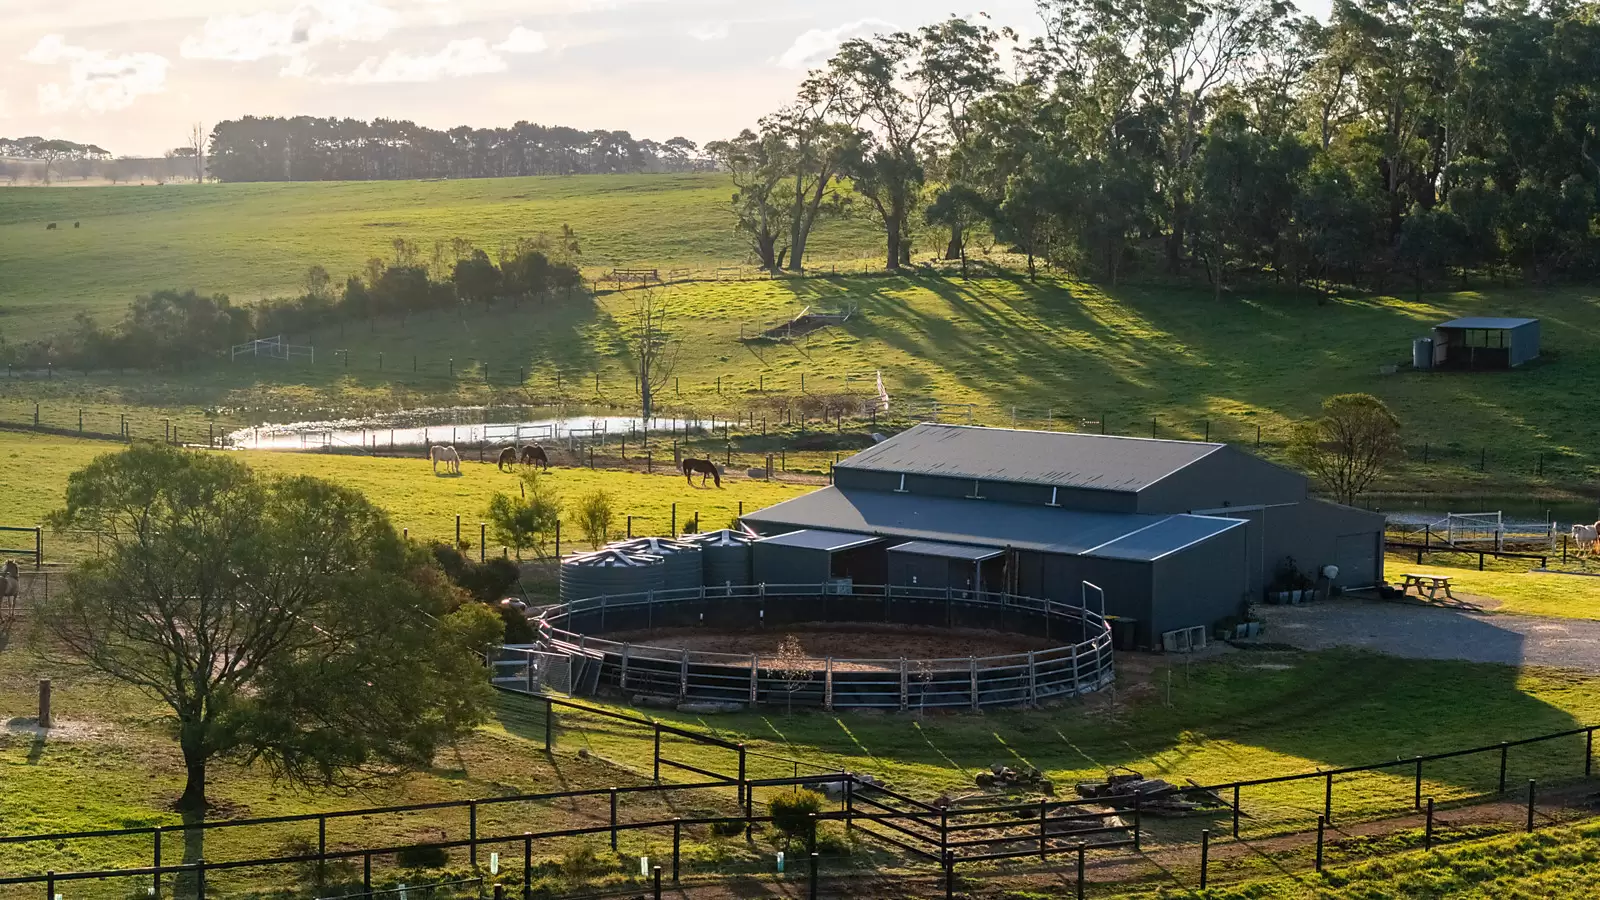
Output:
top-left (944, 221), bottom-right (965, 261)
top-left (885, 219), bottom-right (902, 272)
top-left (178, 733), bottom-right (208, 811)
top-left (641, 379), bottom-right (653, 420)
top-left (1166, 203), bottom-right (1188, 275)
top-left (755, 233), bottom-right (778, 272)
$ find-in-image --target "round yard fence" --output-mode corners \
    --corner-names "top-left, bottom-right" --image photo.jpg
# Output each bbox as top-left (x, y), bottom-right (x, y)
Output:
top-left (527, 584), bottom-right (1115, 711)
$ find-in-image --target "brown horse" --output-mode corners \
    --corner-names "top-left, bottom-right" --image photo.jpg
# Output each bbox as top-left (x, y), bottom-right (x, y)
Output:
top-left (0, 559), bottom-right (19, 612)
top-left (497, 447), bottom-right (519, 471)
top-left (682, 458), bottom-right (721, 487)
top-left (521, 444), bottom-right (549, 470)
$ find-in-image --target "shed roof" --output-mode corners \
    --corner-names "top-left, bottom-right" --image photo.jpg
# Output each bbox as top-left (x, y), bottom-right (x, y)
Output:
top-left (754, 528), bottom-right (881, 553)
top-left (836, 423), bottom-right (1224, 493)
top-left (1083, 514), bottom-right (1244, 562)
top-left (888, 540), bottom-right (1005, 562)
top-left (742, 487), bottom-right (1243, 561)
top-left (1435, 317), bottom-right (1538, 330)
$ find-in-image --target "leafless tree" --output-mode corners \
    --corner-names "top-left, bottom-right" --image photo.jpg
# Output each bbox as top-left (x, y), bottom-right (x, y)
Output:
top-left (188, 123), bottom-right (208, 182)
top-left (767, 634), bottom-right (813, 714)
top-left (620, 285), bottom-right (679, 420)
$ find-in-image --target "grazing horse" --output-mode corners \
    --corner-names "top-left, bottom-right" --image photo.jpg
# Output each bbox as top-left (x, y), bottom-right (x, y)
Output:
top-left (0, 560), bottom-right (19, 612)
top-left (1574, 523), bottom-right (1600, 555)
top-left (520, 444), bottom-right (549, 470)
top-left (430, 444), bottom-right (461, 475)
top-left (682, 458), bottom-right (721, 487)
top-left (45, 223), bottom-right (57, 230)
top-left (497, 447), bottom-right (519, 472)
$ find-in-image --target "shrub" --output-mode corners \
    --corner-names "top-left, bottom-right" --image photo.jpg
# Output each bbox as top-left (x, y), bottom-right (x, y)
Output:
top-left (574, 489), bottom-right (615, 549)
top-left (768, 789), bottom-right (826, 848)
top-left (709, 818), bottom-right (746, 838)
top-left (396, 844), bottom-right (451, 869)
top-left (560, 842), bottom-right (611, 881)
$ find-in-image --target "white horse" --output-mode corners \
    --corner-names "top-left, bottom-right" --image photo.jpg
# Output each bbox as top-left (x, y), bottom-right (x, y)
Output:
top-left (430, 444), bottom-right (461, 475)
top-left (1573, 523), bottom-right (1599, 555)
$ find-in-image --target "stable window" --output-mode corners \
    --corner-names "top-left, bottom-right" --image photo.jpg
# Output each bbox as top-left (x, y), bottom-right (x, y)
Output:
top-left (1463, 329), bottom-right (1506, 349)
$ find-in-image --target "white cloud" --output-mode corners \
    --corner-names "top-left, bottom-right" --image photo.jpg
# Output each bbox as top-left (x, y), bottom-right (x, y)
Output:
top-left (180, 0), bottom-right (399, 63)
top-left (687, 22), bottom-right (730, 42)
top-left (21, 35), bottom-right (170, 114)
top-left (0, 90), bottom-right (10, 119)
top-left (495, 26), bottom-right (548, 54)
top-left (336, 38), bottom-right (506, 83)
top-left (777, 17), bottom-right (894, 69)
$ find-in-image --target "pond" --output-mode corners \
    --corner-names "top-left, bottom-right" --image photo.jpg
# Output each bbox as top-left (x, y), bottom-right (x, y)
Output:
top-left (1364, 495), bottom-right (1600, 529)
top-left (228, 406), bottom-right (702, 451)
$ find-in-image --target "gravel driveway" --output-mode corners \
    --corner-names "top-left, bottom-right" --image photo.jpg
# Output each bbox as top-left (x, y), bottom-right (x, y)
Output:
top-left (1256, 599), bottom-right (1600, 672)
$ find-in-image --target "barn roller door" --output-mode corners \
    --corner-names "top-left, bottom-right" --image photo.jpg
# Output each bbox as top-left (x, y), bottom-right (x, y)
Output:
top-left (1334, 533), bottom-right (1378, 589)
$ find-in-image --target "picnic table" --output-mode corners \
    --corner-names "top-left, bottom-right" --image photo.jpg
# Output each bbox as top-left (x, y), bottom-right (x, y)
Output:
top-left (1400, 573), bottom-right (1456, 601)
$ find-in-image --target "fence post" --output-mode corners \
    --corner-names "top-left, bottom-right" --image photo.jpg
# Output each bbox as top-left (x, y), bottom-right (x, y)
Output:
top-left (844, 775), bottom-right (854, 831)
top-left (1527, 779), bottom-right (1537, 832)
top-left (1315, 815), bottom-right (1325, 872)
top-left (1499, 742), bottom-right (1509, 792)
top-left (1200, 828), bottom-right (1210, 889)
top-left (470, 799), bottom-right (479, 868)
top-left (152, 826), bottom-right (162, 899)
top-left (610, 787), bottom-right (619, 850)
top-left (1076, 842), bottom-right (1086, 900)
top-left (653, 723), bottom-right (662, 781)
top-left (363, 852), bottom-right (372, 899)
top-left (523, 832), bottom-right (533, 900)
top-left (653, 865), bottom-right (662, 900)
top-left (1588, 727), bottom-right (1594, 778)
top-left (738, 744), bottom-right (748, 804)
top-left (479, 523), bottom-right (486, 562)
top-left (1232, 785), bottom-right (1241, 839)
top-left (318, 815), bottom-right (327, 886)
top-left (46, 872), bottom-right (54, 900)
top-left (1425, 797), bottom-right (1435, 849)
top-left (543, 696), bottom-right (553, 752)
top-left (672, 818), bottom-right (681, 882)
top-left (1038, 798), bottom-right (1049, 859)
top-left (196, 858), bottom-right (207, 900)
top-left (969, 656), bottom-right (979, 711)
top-left (943, 850), bottom-right (954, 900)
top-left (1324, 771), bottom-right (1333, 822)
top-left (1414, 756), bottom-right (1423, 809)
top-left (809, 852), bottom-right (819, 900)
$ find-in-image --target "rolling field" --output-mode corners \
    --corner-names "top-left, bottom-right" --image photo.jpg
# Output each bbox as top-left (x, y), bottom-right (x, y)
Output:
top-left (0, 430), bottom-right (813, 560)
top-left (7, 270), bottom-right (1599, 495)
top-left (0, 174), bottom-right (881, 339)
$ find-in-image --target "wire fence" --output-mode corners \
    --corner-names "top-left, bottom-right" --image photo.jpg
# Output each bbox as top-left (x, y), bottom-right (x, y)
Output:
top-left (1, 688), bottom-right (1597, 900)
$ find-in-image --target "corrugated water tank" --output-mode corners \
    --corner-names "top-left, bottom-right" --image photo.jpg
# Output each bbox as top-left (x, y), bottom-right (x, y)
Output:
top-left (558, 548), bottom-right (666, 604)
top-left (607, 537), bottom-right (702, 591)
top-left (685, 529), bottom-right (754, 587)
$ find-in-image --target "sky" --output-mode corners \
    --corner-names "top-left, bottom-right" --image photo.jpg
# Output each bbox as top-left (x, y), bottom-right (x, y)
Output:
top-left (0, 0), bottom-right (1051, 158)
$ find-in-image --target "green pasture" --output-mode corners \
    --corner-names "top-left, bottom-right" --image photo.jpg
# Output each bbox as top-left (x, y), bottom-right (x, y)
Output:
top-left (1384, 552), bottom-right (1600, 620)
top-left (0, 430), bottom-right (813, 562)
top-left (7, 270), bottom-right (1600, 495)
top-left (0, 174), bottom-right (882, 339)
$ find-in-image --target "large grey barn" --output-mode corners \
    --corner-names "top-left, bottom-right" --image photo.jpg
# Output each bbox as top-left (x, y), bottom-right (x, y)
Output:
top-left (741, 424), bottom-right (1384, 647)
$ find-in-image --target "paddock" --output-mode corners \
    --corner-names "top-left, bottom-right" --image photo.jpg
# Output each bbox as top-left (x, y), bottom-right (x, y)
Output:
top-left (519, 583), bottom-right (1115, 711)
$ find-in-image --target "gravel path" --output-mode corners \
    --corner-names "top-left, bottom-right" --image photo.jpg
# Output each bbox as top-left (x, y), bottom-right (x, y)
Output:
top-left (1257, 599), bottom-right (1600, 672)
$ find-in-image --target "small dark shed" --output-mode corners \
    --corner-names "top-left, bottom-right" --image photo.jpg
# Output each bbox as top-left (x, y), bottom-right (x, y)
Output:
top-left (751, 529), bottom-right (883, 586)
top-left (886, 540), bottom-right (1005, 592)
top-left (1431, 317), bottom-right (1540, 369)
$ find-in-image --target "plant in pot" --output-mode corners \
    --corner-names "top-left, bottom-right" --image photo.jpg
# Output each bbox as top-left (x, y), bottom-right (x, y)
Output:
top-left (1268, 557), bottom-right (1304, 604)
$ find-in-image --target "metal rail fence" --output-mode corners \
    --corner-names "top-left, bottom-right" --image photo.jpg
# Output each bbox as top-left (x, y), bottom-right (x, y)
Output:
top-left (519, 584), bottom-right (1115, 711)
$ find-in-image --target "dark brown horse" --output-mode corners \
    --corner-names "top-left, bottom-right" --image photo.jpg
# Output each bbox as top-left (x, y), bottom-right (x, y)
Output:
top-left (497, 447), bottom-right (518, 471)
top-left (521, 444), bottom-right (549, 470)
top-left (682, 458), bottom-right (720, 487)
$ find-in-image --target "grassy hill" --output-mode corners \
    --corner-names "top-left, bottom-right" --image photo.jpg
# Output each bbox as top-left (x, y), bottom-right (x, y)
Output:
top-left (0, 174), bottom-right (882, 339)
top-left (5, 273), bottom-right (1597, 494)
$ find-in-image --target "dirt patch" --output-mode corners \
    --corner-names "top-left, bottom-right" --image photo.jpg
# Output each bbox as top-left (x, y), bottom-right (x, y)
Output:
top-left (1, 716), bottom-right (109, 742)
top-left (602, 623), bottom-right (1062, 671)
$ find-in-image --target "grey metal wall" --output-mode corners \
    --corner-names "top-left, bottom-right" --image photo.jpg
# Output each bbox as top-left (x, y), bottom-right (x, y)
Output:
top-left (1250, 499), bottom-right (1385, 591)
top-left (752, 542), bottom-right (832, 584)
top-left (1510, 320), bottom-right (1541, 367)
top-left (1150, 525), bottom-right (1250, 640)
top-left (887, 550), bottom-right (978, 591)
top-left (1014, 550), bottom-right (1155, 634)
top-left (1137, 447), bottom-right (1306, 514)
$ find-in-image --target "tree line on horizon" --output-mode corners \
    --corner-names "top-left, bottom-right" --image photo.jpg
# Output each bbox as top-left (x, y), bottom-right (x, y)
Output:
top-left (711, 0), bottom-right (1600, 292)
top-left (0, 232), bottom-right (584, 371)
top-left (204, 116), bottom-right (712, 182)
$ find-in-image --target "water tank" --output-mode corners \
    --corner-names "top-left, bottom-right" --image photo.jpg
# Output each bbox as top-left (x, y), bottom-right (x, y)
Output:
top-left (607, 537), bottom-right (702, 591)
top-left (1412, 337), bottom-right (1434, 370)
top-left (558, 548), bottom-right (666, 604)
top-left (686, 529), bottom-right (754, 587)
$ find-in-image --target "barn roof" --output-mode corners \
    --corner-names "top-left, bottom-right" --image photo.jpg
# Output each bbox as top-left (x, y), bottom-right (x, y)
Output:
top-left (1435, 317), bottom-right (1538, 330)
top-left (835, 423), bottom-right (1224, 493)
top-left (742, 487), bottom-right (1243, 561)
top-left (888, 540), bottom-right (1005, 562)
top-left (753, 529), bottom-right (880, 553)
